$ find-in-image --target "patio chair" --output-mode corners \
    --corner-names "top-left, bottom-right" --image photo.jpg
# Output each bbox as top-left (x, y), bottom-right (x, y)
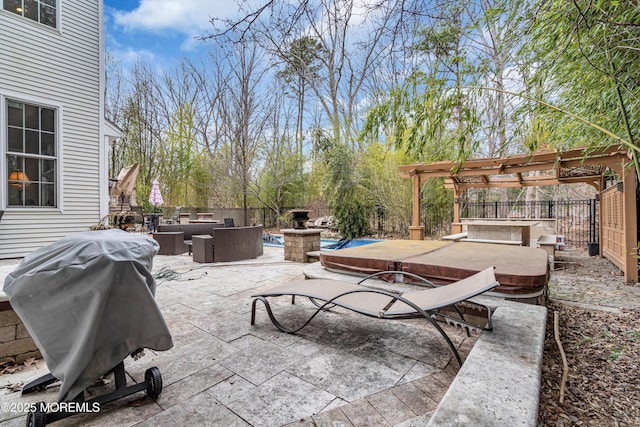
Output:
top-left (130, 205), bottom-right (145, 232)
top-left (251, 267), bottom-right (498, 366)
top-left (161, 206), bottom-right (182, 225)
top-left (172, 206), bottom-right (182, 223)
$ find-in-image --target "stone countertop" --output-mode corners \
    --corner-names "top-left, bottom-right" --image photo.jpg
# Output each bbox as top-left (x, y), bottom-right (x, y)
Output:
top-left (0, 260), bottom-right (20, 303)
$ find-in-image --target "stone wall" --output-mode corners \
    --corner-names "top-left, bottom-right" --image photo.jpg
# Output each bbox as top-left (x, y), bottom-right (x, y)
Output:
top-left (0, 305), bottom-right (41, 363)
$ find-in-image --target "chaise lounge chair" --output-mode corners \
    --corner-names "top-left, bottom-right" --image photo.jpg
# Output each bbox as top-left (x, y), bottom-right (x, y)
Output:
top-left (251, 266), bottom-right (499, 366)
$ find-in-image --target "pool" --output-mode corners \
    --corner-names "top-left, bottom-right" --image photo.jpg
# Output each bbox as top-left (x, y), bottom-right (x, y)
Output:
top-left (263, 234), bottom-right (381, 250)
top-left (322, 238), bottom-right (382, 250)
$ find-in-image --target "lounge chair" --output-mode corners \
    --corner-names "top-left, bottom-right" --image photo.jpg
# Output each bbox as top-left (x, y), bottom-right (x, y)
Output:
top-left (251, 267), bottom-right (498, 365)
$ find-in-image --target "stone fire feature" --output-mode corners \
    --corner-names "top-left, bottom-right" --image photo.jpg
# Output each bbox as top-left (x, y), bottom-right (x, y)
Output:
top-left (287, 210), bottom-right (310, 229)
top-left (282, 228), bottom-right (321, 263)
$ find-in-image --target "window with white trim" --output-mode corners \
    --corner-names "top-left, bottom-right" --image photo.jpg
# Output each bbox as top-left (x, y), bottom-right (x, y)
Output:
top-left (6, 99), bottom-right (57, 207)
top-left (2, 0), bottom-right (57, 29)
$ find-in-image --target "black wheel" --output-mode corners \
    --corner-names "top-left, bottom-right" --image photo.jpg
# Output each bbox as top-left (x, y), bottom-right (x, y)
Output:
top-left (26, 403), bottom-right (46, 427)
top-left (145, 367), bottom-right (162, 399)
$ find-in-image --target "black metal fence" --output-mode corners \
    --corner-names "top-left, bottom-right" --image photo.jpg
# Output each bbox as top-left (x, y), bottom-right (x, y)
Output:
top-left (422, 201), bottom-right (454, 238)
top-left (430, 199), bottom-right (597, 248)
top-left (181, 199), bottom-right (599, 248)
top-left (461, 200), bottom-right (597, 247)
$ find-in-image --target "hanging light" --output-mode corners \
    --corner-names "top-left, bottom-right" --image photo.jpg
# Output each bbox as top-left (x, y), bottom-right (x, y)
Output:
top-left (8, 169), bottom-right (30, 189)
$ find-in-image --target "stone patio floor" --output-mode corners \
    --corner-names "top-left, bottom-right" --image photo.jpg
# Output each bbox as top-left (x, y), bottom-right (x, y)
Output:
top-left (0, 247), bottom-right (474, 426)
top-left (2, 245), bottom-right (637, 426)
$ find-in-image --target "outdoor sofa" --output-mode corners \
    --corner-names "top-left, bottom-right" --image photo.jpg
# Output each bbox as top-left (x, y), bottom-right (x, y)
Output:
top-left (155, 223), bottom-right (225, 254)
top-left (153, 223), bottom-right (264, 262)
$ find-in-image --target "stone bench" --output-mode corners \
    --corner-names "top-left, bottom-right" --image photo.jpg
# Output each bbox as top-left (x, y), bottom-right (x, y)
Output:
top-left (427, 301), bottom-right (547, 426)
top-left (442, 232), bottom-right (468, 241)
top-left (536, 234), bottom-right (557, 254)
top-left (460, 238), bottom-right (522, 245)
top-left (536, 234), bottom-right (557, 268)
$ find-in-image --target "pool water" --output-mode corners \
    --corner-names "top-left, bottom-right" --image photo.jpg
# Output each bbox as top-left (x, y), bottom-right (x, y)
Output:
top-left (263, 235), bottom-right (381, 250)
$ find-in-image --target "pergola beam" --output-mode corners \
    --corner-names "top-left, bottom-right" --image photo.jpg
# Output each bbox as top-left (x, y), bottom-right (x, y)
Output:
top-left (444, 176), bottom-right (603, 190)
top-left (401, 146), bottom-right (625, 172)
top-left (399, 145), bottom-right (624, 174)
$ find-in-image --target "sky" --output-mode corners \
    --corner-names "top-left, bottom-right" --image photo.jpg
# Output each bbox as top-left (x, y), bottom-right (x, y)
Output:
top-left (104, 0), bottom-right (245, 66)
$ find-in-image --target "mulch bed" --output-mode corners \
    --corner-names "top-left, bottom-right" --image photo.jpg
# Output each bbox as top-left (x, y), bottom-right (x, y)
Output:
top-left (539, 301), bottom-right (640, 426)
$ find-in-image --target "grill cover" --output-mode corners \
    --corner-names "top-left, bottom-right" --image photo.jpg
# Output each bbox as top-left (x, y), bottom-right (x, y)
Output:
top-left (3, 230), bottom-right (173, 401)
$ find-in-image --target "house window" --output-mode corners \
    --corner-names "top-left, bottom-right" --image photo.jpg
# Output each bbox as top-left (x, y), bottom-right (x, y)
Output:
top-left (3, 0), bottom-right (57, 28)
top-left (6, 99), bottom-right (57, 207)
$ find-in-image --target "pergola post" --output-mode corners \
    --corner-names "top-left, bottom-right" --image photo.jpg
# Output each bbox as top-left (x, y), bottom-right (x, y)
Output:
top-left (621, 161), bottom-right (638, 283)
top-left (598, 175), bottom-right (605, 257)
top-left (409, 172), bottom-right (424, 240)
top-left (452, 186), bottom-right (462, 234)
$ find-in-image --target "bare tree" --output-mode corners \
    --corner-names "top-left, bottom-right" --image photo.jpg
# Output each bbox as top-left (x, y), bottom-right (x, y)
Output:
top-left (209, 39), bottom-right (273, 224)
top-left (204, 0), bottom-right (434, 149)
top-left (249, 82), bottom-right (303, 226)
top-left (107, 59), bottom-right (215, 208)
top-left (117, 62), bottom-right (166, 192)
top-left (276, 36), bottom-right (324, 160)
top-left (104, 53), bottom-right (127, 179)
top-left (188, 54), bottom-right (231, 157)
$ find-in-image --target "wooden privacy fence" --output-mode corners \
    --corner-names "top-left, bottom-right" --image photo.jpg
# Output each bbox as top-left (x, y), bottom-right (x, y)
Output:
top-left (600, 185), bottom-right (627, 272)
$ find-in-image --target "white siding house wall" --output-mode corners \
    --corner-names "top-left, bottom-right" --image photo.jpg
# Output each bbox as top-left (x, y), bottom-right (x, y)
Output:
top-left (0, 1), bottom-right (105, 259)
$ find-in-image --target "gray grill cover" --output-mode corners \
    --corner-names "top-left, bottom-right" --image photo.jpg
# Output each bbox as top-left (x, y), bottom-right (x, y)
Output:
top-left (3, 230), bottom-right (173, 401)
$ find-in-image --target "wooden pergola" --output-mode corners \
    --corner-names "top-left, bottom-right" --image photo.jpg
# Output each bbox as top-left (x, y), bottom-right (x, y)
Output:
top-left (399, 146), bottom-right (638, 282)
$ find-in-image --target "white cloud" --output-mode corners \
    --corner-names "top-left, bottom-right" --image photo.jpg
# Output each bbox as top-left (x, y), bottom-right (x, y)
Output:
top-left (113, 0), bottom-right (239, 35)
top-left (115, 47), bottom-right (158, 69)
